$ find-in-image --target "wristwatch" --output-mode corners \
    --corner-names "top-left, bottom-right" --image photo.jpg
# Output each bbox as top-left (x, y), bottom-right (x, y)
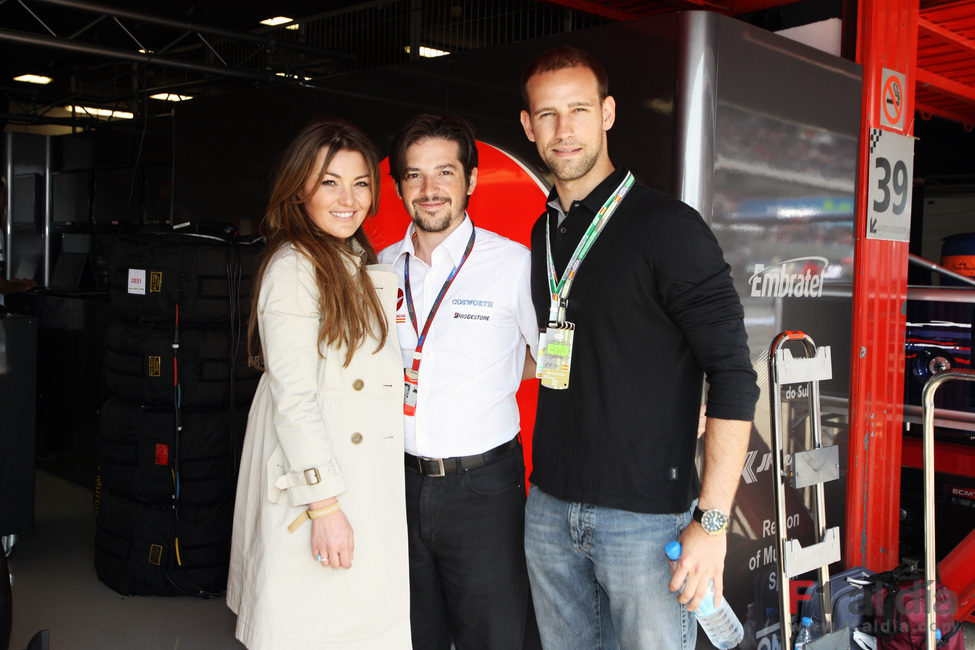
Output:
top-left (693, 506), bottom-right (730, 535)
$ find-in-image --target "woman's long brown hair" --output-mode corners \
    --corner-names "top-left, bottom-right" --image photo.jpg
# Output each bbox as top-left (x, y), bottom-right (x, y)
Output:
top-left (248, 118), bottom-right (387, 368)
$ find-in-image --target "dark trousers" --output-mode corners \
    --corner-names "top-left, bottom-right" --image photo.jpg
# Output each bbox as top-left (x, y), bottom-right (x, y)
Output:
top-left (405, 441), bottom-right (539, 650)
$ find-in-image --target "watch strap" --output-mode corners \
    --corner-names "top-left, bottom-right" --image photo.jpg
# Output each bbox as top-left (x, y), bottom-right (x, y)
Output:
top-left (693, 506), bottom-right (729, 534)
top-left (693, 506), bottom-right (706, 524)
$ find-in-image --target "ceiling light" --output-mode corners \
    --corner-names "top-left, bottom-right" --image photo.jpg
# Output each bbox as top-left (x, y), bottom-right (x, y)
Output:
top-left (285, 23), bottom-right (300, 31)
top-left (260, 16), bottom-right (293, 26)
top-left (150, 93), bottom-right (193, 102)
top-left (65, 105), bottom-right (134, 120)
top-left (138, 48), bottom-right (154, 54)
top-left (14, 74), bottom-right (52, 85)
top-left (403, 45), bottom-right (450, 58)
top-left (275, 72), bottom-right (312, 81)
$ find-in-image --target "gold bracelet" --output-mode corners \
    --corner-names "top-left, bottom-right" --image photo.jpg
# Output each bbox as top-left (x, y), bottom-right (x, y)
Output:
top-left (307, 503), bottom-right (341, 519)
top-left (287, 502), bottom-right (340, 533)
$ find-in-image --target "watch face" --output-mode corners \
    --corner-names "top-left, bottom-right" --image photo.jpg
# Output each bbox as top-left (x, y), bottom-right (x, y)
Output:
top-left (701, 509), bottom-right (728, 534)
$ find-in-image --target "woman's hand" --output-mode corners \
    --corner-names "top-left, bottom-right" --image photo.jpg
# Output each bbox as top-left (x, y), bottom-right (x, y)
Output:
top-left (309, 499), bottom-right (354, 569)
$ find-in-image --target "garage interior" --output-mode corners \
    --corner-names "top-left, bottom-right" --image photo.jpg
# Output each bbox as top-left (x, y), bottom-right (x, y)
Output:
top-left (2, 0), bottom-right (974, 648)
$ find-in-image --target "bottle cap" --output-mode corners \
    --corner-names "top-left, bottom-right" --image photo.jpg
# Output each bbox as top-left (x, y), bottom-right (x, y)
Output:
top-left (665, 541), bottom-right (682, 561)
top-left (801, 616), bottom-right (812, 627)
top-left (936, 629), bottom-right (942, 641)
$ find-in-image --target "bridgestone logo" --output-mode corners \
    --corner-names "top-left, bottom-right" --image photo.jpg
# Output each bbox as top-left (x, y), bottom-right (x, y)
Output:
top-left (454, 313), bottom-right (489, 321)
top-left (749, 257), bottom-right (828, 299)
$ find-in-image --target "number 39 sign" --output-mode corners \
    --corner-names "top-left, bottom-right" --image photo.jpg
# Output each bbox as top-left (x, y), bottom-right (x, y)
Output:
top-left (866, 127), bottom-right (915, 242)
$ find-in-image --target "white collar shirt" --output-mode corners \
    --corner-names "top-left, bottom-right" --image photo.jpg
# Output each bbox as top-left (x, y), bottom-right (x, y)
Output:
top-left (379, 215), bottom-right (538, 457)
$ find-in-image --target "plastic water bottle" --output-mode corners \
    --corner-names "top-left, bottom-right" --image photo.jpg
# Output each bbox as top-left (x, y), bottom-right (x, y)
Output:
top-left (665, 541), bottom-right (744, 649)
top-left (794, 616), bottom-right (814, 649)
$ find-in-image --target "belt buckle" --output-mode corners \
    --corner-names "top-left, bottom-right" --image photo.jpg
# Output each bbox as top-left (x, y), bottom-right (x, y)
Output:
top-left (420, 457), bottom-right (446, 478)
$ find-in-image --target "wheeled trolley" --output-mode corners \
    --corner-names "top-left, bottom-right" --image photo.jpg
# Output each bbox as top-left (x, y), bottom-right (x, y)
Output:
top-left (920, 369), bottom-right (975, 650)
top-left (768, 331), bottom-right (849, 649)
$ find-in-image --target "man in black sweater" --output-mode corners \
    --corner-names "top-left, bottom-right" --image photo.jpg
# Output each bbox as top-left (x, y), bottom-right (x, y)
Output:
top-left (519, 45), bottom-right (760, 649)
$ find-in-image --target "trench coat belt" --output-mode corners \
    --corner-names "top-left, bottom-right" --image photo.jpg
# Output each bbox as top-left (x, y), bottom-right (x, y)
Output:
top-left (405, 437), bottom-right (520, 477)
top-left (274, 460), bottom-right (339, 491)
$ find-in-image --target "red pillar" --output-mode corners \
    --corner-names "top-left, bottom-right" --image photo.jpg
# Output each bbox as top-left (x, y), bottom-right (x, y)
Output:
top-left (845, 0), bottom-right (918, 570)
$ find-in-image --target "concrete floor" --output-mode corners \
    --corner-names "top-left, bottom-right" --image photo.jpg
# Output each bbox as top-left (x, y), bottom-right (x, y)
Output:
top-left (7, 471), bottom-right (244, 650)
top-left (5, 470), bottom-right (974, 650)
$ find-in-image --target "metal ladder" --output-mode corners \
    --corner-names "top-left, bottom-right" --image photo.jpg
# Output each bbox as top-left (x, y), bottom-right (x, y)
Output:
top-left (769, 331), bottom-right (849, 650)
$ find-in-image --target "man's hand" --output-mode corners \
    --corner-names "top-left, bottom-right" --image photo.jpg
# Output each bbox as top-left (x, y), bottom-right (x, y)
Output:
top-left (522, 345), bottom-right (537, 381)
top-left (671, 415), bottom-right (749, 611)
top-left (668, 521), bottom-right (727, 612)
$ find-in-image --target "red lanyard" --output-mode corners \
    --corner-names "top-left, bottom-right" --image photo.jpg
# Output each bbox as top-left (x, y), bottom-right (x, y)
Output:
top-left (403, 225), bottom-right (476, 372)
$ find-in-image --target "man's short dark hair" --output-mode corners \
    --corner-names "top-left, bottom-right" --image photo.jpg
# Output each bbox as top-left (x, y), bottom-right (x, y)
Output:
top-left (388, 113), bottom-right (479, 190)
top-left (520, 45), bottom-right (609, 109)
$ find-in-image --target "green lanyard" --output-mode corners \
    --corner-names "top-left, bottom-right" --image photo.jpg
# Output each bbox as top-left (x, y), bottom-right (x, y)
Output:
top-left (545, 172), bottom-right (634, 322)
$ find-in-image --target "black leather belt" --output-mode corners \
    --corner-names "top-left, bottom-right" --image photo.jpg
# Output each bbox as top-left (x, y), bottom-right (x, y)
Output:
top-left (406, 437), bottom-right (520, 477)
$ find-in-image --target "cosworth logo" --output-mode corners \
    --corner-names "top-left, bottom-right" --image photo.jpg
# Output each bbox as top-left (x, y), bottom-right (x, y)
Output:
top-left (452, 298), bottom-right (493, 320)
top-left (749, 257), bottom-right (829, 298)
top-left (451, 298), bottom-right (494, 307)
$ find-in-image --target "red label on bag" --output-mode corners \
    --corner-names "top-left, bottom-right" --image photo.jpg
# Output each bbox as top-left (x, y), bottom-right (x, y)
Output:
top-left (155, 443), bottom-right (169, 465)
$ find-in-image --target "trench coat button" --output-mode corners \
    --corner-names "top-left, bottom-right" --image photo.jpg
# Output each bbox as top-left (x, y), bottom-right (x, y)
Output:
top-left (352, 379), bottom-right (364, 391)
top-left (351, 432), bottom-right (363, 444)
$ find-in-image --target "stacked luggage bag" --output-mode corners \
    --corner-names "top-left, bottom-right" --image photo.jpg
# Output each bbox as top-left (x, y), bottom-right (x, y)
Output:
top-left (94, 227), bottom-right (264, 596)
top-left (799, 565), bottom-right (965, 649)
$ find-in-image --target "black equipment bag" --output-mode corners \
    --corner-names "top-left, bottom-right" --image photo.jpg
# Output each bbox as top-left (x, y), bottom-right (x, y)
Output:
top-left (800, 566), bottom-right (876, 637)
top-left (98, 397), bottom-right (247, 505)
top-left (109, 230), bottom-right (264, 327)
top-left (104, 320), bottom-right (259, 407)
top-left (94, 488), bottom-right (232, 597)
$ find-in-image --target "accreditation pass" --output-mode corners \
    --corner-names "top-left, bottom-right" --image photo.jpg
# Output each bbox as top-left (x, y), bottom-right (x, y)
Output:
top-left (536, 321), bottom-right (575, 390)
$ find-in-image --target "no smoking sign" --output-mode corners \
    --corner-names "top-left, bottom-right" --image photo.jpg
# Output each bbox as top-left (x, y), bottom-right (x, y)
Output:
top-left (880, 68), bottom-right (906, 130)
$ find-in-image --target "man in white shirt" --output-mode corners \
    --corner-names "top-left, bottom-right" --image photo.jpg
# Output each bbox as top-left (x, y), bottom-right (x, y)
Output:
top-left (379, 113), bottom-right (539, 649)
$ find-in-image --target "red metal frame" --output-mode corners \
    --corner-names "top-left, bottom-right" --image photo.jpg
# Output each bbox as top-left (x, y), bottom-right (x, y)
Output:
top-left (903, 437), bottom-right (975, 623)
top-left (939, 528), bottom-right (975, 623)
top-left (844, 0), bottom-right (917, 572)
top-left (915, 1), bottom-right (975, 126)
top-left (901, 437), bottom-right (975, 478)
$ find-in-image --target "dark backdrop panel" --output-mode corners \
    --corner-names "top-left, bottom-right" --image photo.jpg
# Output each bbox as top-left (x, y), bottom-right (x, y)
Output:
top-left (172, 15), bottom-right (683, 227)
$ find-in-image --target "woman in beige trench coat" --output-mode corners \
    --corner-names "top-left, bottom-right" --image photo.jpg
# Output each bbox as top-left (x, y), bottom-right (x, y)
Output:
top-left (227, 119), bottom-right (410, 650)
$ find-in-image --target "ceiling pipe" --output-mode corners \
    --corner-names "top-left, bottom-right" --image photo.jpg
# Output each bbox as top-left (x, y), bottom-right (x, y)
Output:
top-left (26, 0), bottom-right (354, 60)
top-left (0, 111), bottom-right (133, 126)
top-left (0, 27), bottom-right (271, 81)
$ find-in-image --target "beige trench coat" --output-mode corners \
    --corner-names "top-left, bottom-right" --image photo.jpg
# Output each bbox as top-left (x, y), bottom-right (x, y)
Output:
top-left (227, 243), bottom-right (410, 650)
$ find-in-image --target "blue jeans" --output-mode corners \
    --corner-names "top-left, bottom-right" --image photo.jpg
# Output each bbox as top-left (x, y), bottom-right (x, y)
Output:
top-left (524, 485), bottom-right (697, 650)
